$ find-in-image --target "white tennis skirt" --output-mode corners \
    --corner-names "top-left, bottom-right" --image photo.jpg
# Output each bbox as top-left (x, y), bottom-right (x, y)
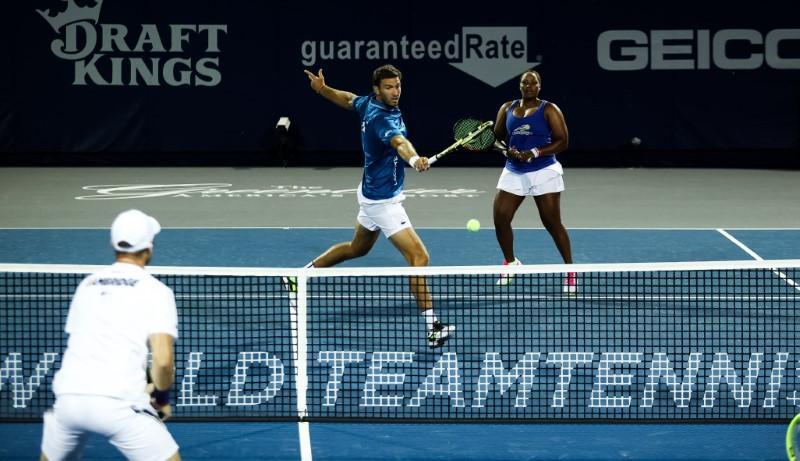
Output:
top-left (496, 161), bottom-right (565, 197)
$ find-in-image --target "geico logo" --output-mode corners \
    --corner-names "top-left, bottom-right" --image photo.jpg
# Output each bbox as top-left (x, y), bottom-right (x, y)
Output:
top-left (597, 29), bottom-right (800, 70)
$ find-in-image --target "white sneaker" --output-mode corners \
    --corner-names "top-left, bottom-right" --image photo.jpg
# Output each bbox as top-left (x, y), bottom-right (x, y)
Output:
top-left (427, 321), bottom-right (456, 349)
top-left (563, 272), bottom-right (578, 295)
top-left (496, 258), bottom-right (522, 286)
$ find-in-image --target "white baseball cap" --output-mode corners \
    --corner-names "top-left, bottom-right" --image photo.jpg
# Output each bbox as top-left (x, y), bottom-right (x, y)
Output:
top-left (110, 209), bottom-right (161, 253)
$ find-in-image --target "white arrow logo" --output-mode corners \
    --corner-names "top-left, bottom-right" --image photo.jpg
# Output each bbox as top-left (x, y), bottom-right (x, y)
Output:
top-left (449, 27), bottom-right (540, 87)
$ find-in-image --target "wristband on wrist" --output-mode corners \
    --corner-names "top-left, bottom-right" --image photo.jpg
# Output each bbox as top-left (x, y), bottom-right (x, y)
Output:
top-left (408, 155), bottom-right (420, 168)
top-left (152, 388), bottom-right (170, 406)
top-left (526, 148), bottom-right (540, 163)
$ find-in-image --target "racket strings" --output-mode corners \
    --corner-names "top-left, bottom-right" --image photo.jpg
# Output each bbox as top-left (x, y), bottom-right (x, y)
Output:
top-left (453, 118), bottom-right (494, 152)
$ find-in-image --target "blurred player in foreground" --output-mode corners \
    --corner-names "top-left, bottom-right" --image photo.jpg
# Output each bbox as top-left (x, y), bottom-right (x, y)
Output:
top-left (41, 209), bottom-right (180, 461)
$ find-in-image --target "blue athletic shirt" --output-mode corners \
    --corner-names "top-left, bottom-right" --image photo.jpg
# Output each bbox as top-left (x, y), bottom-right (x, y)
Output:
top-left (505, 99), bottom-right (557, 173)
top-left (352, 95), bottom-right (407, 201)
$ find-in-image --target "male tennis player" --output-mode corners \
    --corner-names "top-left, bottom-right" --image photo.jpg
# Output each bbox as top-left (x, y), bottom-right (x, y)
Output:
top-left (41, 209), bottom-right (180, 461)
top-left (303, 64), bottom-right (454, 348)
top-left (492, 70), bottom-right (576, 293)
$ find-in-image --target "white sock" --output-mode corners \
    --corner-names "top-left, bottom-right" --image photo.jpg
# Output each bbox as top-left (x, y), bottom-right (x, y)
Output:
top-left (421, 309), bottom-right (437, 331)
top-left (304, 261), bottom-right (315, 268)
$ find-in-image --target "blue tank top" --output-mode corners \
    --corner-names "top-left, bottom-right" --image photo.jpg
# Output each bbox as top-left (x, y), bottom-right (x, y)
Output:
top-left (352, 95), bottom-right (406, 201)
top-left (504, 99), bottom-right (557, 173)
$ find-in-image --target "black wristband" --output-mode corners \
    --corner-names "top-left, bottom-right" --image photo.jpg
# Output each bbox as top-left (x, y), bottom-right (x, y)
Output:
top-left (152, 388), bottom-right (170, 405)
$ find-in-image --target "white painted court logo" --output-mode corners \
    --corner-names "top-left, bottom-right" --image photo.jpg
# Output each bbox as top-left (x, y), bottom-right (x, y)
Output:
top-left (300, 26), bottom-right (540, 88)
top-left (75, 184), bottom-right (484, 199)
top-left (37, 0), bottom-right (228, 86)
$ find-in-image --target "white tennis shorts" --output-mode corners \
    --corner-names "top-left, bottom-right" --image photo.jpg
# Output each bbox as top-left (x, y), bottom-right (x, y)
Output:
top-left (357, 200), bottom-right (413, 238)
top-left (41, 394), bottom-right (179, 461)
top-left (496, 162), bottom-right (565, 197)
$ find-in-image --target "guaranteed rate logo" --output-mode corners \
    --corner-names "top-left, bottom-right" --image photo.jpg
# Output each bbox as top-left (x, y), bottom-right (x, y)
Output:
top-left (37, 0), bottom-right (228, 86)
top-left (300, 27), bottom-right (540, 88)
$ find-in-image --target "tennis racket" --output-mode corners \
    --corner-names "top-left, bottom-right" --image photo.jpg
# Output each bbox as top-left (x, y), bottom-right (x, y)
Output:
top-left (788, 413), bottom-right (800, 460)
top-left (428, 118), bottom-right (494, 165)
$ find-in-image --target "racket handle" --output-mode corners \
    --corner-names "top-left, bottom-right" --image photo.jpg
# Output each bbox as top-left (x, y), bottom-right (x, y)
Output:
top-left (428, 147), bottom-right (453, 166)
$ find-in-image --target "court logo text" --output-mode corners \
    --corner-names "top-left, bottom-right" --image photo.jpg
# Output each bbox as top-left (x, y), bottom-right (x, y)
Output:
top-left (75, 184), bottom-right (484, 199)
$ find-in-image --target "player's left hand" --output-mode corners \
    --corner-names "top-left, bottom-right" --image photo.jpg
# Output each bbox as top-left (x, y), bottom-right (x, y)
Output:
top-left (153, 402), bottom-right (173, 421)
top-left (507, 147), bottom-right (523, 161)
top-left (303, 69), bottom-right (326, 93)
top-left (146, 382), bottom-right (172, 421)
top-left (416, 157), bottom-right (430, 172)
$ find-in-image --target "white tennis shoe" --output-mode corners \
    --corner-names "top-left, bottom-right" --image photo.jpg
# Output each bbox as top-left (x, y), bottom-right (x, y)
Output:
top-left (496, 258), bottom-right (522, 286)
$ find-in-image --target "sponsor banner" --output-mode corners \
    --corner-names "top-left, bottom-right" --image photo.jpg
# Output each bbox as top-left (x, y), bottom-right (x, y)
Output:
top-left (2, 0), bottom-right (798, 156)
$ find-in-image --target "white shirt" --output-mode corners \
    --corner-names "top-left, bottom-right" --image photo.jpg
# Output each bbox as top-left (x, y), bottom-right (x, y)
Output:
top-left (53, 262), bottom-right (178, 405)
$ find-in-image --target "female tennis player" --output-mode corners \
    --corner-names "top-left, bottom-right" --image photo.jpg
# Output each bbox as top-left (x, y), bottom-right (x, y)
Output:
top-left (492, 70), bottom-right (576, 292)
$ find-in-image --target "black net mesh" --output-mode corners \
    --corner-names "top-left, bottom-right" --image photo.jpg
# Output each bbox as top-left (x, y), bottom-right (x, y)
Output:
top-left (2, 262), bottom-right (799, 422)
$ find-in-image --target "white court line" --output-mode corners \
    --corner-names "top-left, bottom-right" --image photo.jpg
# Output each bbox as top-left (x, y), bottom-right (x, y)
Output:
top-left (717, 228), bottom-right (800, 292)
top-left (1, 226), bottom-right (799, 230)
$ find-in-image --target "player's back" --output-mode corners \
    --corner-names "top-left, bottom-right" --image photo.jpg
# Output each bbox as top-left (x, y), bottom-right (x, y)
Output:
top-left (53, 262), bottom-right (176, 404)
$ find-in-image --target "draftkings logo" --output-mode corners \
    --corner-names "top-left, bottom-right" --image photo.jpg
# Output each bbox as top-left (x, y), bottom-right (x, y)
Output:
top-left (300, 27), bottom-right (540, 88)
top-left (37, 0), bottom-right (228, 86)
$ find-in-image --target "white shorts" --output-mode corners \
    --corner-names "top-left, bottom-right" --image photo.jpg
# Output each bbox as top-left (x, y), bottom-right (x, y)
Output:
top-left (357, 200), bottom-right (413, 238)
top-left (496, 162), bottom-right (565, 197)
top-left (41, 394), bottom-right (179, 461)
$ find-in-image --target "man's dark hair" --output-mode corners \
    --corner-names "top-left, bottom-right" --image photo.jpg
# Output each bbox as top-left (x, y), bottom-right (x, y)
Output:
top-left (115, 248), bottom-right (150, 258)
top-left (372, 64), bottom-right (402, 87)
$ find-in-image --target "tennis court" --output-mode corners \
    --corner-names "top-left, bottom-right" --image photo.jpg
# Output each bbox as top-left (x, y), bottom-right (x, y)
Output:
top-left (1, 166), bottom-right (799, 460)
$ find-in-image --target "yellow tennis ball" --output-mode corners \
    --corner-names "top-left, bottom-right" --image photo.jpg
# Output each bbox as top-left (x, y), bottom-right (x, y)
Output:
top-left (466, 218), bottom-right (480, 232)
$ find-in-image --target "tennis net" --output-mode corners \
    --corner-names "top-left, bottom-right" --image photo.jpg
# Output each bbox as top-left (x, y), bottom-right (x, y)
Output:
top-left (1, 260), bottom-right (799, 422)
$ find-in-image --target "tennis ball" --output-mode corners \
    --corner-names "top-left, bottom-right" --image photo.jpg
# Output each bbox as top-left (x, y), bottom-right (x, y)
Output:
top-left (466, 218), bottom-right (481, 232)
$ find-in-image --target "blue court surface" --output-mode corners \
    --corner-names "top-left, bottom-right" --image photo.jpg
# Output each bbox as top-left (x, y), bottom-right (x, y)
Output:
top-left (1, 227), bottom-right (799, 460)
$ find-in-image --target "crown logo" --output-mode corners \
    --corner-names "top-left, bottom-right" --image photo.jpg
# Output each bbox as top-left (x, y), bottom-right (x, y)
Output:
top-left (37, 0), bottom-right (104, 33)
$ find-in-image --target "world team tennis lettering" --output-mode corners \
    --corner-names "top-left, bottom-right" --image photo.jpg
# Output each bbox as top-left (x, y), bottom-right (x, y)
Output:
top-left (2, 350), bottom-right (800, 411)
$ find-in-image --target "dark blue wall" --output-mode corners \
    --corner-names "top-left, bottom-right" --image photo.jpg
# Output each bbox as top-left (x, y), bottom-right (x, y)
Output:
top-left (2, 0), bottom-right (798, 165)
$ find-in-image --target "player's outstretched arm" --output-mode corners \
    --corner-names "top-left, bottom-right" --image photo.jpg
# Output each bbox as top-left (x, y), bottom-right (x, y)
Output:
top-left (304, 69), bottom-right (356, 110)
top-left (391, 135), bottom-right (429, 172)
